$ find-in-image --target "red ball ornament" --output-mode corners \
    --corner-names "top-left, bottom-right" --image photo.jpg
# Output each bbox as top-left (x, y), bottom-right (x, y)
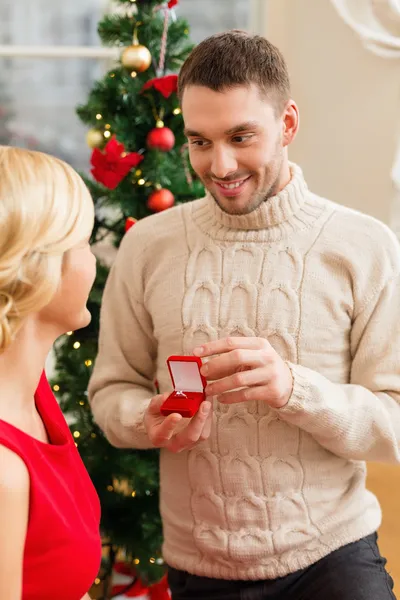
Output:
top-left (147, 126), bottom-right (175, 152)
top-left (148, 188), bottom-right (175, 212)
top-left (125, 217), bottom-right (137, 232)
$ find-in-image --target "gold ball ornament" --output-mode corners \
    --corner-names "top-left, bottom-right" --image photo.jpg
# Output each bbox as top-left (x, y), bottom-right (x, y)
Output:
top-left (86, 128), bottom-right (105, 149)
top-left (121, 44), bottom-right (152, 73)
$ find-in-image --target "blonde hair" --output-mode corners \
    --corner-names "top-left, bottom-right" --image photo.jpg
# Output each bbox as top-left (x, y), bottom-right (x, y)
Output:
top-left (0, 146), bottom-right (95, 353)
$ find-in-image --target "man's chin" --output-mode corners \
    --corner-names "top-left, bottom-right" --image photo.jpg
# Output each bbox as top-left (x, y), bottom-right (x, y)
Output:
top-left (211, 192), bottom-right (263, 216)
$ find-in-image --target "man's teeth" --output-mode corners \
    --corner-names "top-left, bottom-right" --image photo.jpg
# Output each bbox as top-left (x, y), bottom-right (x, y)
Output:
top-left (219, 180), bottom-right (246, 189)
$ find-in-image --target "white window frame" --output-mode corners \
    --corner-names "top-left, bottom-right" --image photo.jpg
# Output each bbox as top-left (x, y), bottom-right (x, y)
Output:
top-left (0, 45), bottom-right (117, 59)
top-left (0, 0), bottom-right (267, 59)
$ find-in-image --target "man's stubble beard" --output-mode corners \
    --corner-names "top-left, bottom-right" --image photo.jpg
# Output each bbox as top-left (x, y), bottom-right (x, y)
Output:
top-left (209, 151), bottom-right (284, 217)
top-left (203, 137), bottom-right (284, 216)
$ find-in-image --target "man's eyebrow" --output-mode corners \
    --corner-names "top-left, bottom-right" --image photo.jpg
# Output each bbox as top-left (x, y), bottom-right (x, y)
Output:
top-left (184, 121), bottom-right (259, 138)
top-left (224, 121), bottom-right (259, 135)
top-left (184, 127), bottom-right (202, 137)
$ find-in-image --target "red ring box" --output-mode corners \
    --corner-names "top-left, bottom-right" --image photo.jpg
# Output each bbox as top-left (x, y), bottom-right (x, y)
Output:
top-left (160, 355), bottom-right (206, 418)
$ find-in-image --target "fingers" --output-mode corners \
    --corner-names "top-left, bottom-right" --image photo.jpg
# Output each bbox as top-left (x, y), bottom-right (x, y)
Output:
top-left (147, 393), bottom-right (170, 415)
top-left (145, 394), bottom-right (183, 447)
top-left (148, 412), bottom-right (183, 446)
top-left (199, 404), bottom-right (213, 440)
top-left (145, 394), bottom-right (213, 452)
top-left (194, 336), bottom-right (268, 358)
top-left (201, 349), bottom-right (271, 380)
top-left (216, 379), bottom-right (290, 408)
top-left (205, 366), bottom-right (270, 397)
top-left (167, 401), bottom-right (212, 453)
top-left (216, 384), bottom-right (271, 405)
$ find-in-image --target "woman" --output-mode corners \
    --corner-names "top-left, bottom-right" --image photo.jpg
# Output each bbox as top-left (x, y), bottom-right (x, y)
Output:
top-left (0, 146), bottom-right (101, 600)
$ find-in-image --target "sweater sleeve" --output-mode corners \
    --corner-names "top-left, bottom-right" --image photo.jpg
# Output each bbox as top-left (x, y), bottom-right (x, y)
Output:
top-left (278, 270), bottom-right (400, 463)
top-left (88, 231), bottom-right (157, 450)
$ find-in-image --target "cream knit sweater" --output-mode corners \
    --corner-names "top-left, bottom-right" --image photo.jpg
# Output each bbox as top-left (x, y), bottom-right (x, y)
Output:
top-left (89, 163), bottom-right (400, 580)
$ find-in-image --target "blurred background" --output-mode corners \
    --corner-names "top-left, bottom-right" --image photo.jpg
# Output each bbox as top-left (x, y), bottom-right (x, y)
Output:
top-left (0, 0), bottom-right (399, 595)
top-left (0, 0), bottom-right (251, 171)
top-left (1, 0), bottom-right (398, 226)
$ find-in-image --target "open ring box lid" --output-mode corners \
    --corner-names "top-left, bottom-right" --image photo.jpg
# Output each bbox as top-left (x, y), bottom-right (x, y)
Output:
top-left (160, 355), bottom-right (207, 418)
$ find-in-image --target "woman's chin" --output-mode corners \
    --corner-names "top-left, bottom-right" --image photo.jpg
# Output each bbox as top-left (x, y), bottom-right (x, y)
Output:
top-left (63, 308), bottom-right (92, 334)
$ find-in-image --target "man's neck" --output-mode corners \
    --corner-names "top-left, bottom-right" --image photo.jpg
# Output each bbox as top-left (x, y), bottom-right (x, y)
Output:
top-left (274, 158), bottom-right (292, 196)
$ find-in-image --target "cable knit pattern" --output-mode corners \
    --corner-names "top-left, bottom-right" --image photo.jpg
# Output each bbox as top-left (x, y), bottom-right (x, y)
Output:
top-left (89, 164), bottom-right (400, 580)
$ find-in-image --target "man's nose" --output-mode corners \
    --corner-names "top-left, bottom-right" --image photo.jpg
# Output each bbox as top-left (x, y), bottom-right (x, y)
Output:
top-left (210, 146), bottom-right (238, 180)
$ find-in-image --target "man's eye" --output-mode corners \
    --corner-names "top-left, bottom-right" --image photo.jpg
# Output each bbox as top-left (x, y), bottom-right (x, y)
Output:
top-left (232, 135), bottom-right (251, 143)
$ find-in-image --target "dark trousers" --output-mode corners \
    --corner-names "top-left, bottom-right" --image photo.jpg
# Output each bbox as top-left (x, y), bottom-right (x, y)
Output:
top-left (167, 533), bottom-right (396, 600)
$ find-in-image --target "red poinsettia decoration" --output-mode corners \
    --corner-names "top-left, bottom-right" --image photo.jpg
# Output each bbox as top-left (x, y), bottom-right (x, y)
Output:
top-left (91, 136), bottom-right (143, 190)
top-left (141, 75), bottom-right (178, 99)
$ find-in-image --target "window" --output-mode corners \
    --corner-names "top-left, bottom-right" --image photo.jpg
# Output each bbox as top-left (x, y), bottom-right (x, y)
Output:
top-left (0, 0), bottom-right (259, 171)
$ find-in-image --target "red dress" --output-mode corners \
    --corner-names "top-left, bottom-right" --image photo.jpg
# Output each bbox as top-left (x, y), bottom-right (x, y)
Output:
top-left (0, 372), bottom-right (102, 600)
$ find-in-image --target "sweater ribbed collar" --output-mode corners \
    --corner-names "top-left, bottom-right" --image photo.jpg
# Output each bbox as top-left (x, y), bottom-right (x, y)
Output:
top-left (191, 163), bottom-right (323, 242)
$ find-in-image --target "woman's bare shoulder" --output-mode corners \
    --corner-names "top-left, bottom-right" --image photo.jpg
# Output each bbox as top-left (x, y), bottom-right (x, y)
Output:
top-left (0, 444), bottom-right (29, 493)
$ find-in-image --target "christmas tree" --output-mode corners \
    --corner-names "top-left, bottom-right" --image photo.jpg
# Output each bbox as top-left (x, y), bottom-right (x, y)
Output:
top-left (51, 0), bottom-right (204, 596)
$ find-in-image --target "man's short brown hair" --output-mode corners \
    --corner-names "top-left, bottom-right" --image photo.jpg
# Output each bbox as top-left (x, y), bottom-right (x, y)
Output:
top-left (178, 30), bottom-right (291, 111)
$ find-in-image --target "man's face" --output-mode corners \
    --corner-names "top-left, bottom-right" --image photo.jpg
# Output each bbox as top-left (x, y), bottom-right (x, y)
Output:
top-left (182, 84), bottom-right (293, 216)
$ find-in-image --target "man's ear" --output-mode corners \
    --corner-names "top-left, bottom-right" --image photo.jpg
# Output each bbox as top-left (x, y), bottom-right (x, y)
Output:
top-left (282, 100), bottom-right (299, 147)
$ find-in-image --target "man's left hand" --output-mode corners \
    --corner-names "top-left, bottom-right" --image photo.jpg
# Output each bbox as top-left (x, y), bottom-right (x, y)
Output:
top-left (193, 337), bottom-right (293, 409)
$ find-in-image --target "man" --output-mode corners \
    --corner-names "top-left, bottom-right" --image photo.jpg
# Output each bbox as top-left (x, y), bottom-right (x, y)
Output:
top-left (89, 30), bottom-right (399, 599)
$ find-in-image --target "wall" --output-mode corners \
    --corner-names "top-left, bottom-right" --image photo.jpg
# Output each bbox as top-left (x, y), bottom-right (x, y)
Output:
top-left (264, 2), bottom-right (400, 589)
top-left (265, 0), bottom-right (400, 225)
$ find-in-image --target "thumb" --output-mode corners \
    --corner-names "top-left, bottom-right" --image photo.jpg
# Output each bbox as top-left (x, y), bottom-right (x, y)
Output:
top-left (147, 392), bottom-right (170, 415)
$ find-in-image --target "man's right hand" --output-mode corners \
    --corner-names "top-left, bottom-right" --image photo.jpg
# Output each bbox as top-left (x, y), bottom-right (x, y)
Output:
top-left (144, 394), bottom-right (212, 453)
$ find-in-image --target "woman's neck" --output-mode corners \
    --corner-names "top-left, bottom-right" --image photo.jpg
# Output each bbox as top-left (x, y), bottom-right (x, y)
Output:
top-left (0, 318), bottom-right (54, 416)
